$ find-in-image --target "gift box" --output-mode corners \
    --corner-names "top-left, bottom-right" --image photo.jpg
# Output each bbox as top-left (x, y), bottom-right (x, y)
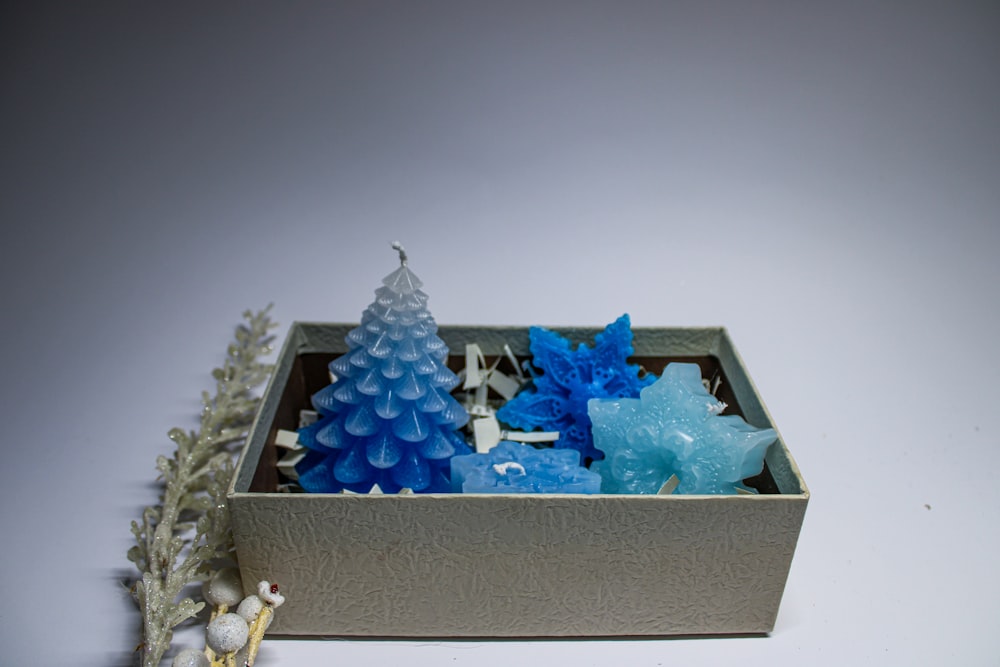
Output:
top-left (229, 323), bottom-right (808, 637)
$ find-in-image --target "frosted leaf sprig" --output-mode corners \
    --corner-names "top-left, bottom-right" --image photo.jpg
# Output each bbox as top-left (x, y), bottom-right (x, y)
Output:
top-left (127, 307), bottom-right (277, 667)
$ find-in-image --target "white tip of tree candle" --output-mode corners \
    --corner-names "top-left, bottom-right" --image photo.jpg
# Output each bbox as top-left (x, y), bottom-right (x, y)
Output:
top-left (382, 248), bottom-right (423, 293)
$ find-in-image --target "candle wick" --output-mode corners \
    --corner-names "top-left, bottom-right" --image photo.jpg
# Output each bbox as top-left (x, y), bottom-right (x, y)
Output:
top-left (391, 241), bottom-right (408, 266)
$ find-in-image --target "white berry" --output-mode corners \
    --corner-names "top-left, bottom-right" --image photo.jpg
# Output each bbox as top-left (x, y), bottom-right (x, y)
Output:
top-left (171, 647), bottom-right (210, 667)
top-left (204, 567), bottom-right (244, 608)
top-left (237, 594), bottom-right (265, 623)
top-left (206, 613), bottom-right (249, 654)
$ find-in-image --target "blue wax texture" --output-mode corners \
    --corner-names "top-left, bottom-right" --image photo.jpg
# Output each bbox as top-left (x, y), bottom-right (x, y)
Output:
top-left (295, 261), bottom-right (470, 493)
top-left (589, 362), bottom-right (776, 495)
top-left (451, 441), bottom-right (602, 494)
top-left (496, 314), bottom-right (655, 464)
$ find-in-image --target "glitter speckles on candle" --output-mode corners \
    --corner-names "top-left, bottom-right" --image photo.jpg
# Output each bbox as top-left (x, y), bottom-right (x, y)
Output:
top-left (589, 362), bottom-right (776, 495)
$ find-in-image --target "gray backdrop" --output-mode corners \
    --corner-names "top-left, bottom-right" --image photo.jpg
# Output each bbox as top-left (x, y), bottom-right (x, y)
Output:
top-left (2, 2), bottom-right (997, 665)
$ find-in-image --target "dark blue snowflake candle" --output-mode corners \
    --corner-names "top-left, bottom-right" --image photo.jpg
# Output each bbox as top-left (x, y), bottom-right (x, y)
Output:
top-left (589, 362), bottom-right (776, 495)
top-left (451, 441), bottom-right (602, 494)
top-left (495, 315), bottom-right (655, 464)
top-left (295, 244), bottom-right (470, 493)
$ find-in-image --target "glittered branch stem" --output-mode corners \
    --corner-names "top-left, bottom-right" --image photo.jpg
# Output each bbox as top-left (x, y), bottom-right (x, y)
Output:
top-left (243, 605), bottom-right (274, 666)
top-left (128, 307), bottom-right (276, 667)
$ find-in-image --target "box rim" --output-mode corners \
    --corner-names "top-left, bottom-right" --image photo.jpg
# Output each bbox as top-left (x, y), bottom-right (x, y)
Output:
top-left (230, 322), bottom-right (809, 499)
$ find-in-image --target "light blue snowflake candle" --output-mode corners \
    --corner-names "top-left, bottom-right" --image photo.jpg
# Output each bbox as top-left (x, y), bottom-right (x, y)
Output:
top-left (295, 243), bottom-right (471, 493)
top-left (451, 441), bottom-right (602, 494)
top-left (589, 362), bottom-right (776, 495)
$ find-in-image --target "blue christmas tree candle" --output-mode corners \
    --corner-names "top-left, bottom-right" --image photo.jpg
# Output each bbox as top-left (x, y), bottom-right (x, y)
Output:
top-left (496, 315), bottom-right (655, 464)
top-left (589, 362), bottom-right (776, 495)
top-left (450, 441), bottom-right (602, 494)
top-left (295, 243), bottom-right (471, 493)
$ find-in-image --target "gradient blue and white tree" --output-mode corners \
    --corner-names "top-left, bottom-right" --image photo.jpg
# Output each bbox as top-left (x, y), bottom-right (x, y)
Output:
top-left (296, 243), bottom-right (470, 493)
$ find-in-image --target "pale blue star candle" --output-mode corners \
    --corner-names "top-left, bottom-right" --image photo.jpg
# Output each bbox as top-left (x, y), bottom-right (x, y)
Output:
top-left (589, 363), bottom-right (776, 495)
top-left (450, 440), bottom-right (602, 494)
top-left (295, 243), bottom-right (471, 493)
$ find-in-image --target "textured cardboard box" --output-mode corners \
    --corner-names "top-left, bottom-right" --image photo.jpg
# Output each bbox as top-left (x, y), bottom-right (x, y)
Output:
top-left (230, 323), bottom-right (808, 636)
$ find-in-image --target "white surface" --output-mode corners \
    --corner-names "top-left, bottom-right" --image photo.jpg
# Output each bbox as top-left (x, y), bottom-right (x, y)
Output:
top-left (2, 2), bottom-right (998, 665)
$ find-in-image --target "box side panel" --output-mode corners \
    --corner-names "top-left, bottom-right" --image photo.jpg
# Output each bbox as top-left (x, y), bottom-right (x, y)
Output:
top-left (764, 443), bottom-right (807, 496)
top-left (231, 494), bottom-right (805, 637)
top-left (231, 324), bottom-right (308, 493)
top-left (631, 327), bottom-right (724, 357)
top-left (432, 325), bottom-right (723, 357)
top-left (295, 322), bottom-right (353, 354)
top-left (716, 329), bottom-right (808, 496)
top-left (714, 329), bottom-right (770, 428)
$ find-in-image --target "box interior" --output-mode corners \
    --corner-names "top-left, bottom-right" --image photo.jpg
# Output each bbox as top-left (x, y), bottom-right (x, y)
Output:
top-left (247, 349), bottom-right (783, 495)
